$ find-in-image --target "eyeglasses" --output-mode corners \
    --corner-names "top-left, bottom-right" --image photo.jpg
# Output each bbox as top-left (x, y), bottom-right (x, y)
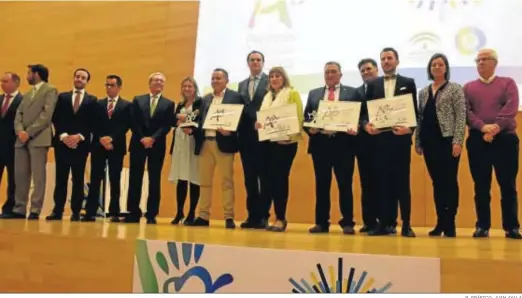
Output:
top-left (104, 83), bottom-right (118, 88)
top-left (475, 57), bottom-right (495, 63)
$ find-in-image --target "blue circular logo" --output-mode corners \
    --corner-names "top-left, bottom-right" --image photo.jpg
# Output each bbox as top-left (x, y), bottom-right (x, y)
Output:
top-left (455, 27), bottom-right (486, 55)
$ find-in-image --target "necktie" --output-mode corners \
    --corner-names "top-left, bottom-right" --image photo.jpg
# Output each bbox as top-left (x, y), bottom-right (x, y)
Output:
top-left (328, 87), bottom-right (335, 101)
top-left (73, 90), bottom-right (81, 113)
top-left (1, 94), bottom-right (11, 117)
top-left (150, 95), bottom-right (158, 116)
top-left (107, 98), bottom-right (115, 118)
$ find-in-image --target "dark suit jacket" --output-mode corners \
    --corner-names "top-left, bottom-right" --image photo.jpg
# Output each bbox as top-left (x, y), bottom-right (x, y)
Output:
top-left (169, 97), bottom-right (202, 154)
top-left (129, 94), bottom-right (175, 153)
top-left (0, 92), bottom-right (23, 155)
top-left (303, 85), bottom-right (362, 154)
top-left (237, 73), bottom-right (269, 143)
top-left (195, 88), bottom-right (242, 155)
top-left (52, 90), bottom-right (99, 153)
top-left (92, 97), bottom-right (132, 156)
top-left (364, 74), bottom-right (418, 127)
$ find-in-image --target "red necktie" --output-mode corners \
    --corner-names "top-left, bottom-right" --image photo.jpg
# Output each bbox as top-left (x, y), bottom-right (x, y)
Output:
top-left (328, 87), bottom-right (335, 101)
top-left (107, 98), bottom-right (115, 118)
top-left (1, 94), bottom-right (11, 117)
top-left (73, 90), bottom-right (81, 113)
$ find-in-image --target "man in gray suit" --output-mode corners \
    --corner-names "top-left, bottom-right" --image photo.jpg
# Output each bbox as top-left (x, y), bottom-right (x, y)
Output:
top-left (8, 64), bottom-right (58, 219)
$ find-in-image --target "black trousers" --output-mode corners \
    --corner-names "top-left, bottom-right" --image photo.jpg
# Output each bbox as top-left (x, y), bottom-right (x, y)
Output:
top-left (466, 131), bottom-right (520, 230)
top-left (261, 141), bottom-right (297, 221)
top-left (86, 148), bottom-right (125, 216)
top-left (355, 132), bottom-right (377, 228)
top-left (310, 135), bottom-right (355, 228)
top-left (239, 138), bottom-right (270, 222)
top-left (422, 136), bottom-right (460, 227)
top-left (0, 152), bottom-right (15, 214)
top-left (373, 132), bottom-right (412, 228)
top-left (53, 147), bottom-right (89, 215)
top-left (127, 146), bottom-right (166, 219)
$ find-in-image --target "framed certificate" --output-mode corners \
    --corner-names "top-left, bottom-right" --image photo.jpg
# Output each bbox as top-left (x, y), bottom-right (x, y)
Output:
top-left (316, 100), bottom-right (361, 132)
top-left (366, 94), bottom-right (417, 129)
top-left (257, 103), bottom-right (300, 142)
top-left (202, 103), bottom-right (244, 131)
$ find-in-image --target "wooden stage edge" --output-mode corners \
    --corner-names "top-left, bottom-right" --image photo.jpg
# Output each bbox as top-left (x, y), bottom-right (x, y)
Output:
top-left (0, 218), bottom-right (521, 293)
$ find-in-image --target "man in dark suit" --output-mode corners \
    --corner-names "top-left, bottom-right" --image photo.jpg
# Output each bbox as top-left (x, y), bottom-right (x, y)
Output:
top-left (237, 50), bottom-right (270, 229)
top-left (84, 75), bottom-right (132, 222)
top-left (190, 68), bottom-right (242, 229)
top-left (125, 72), bottom-right (174, 224)
top-left (304, 61), bottom-right (360, 235)
top-left (355, 58), bottom-right (379, 233)
top-left (364, 47), bottom-right (417, 237)
top-left (0, 72), bottom-right (23, 216)
top-left (47, 68), bottom-right (98, 221)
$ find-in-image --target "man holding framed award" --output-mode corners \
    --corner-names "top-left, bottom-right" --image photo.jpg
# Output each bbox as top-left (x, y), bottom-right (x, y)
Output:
top-left (189, 68), bottom-right (243, 229)
top-left (363, 48), bottom-right (418, 237)
top-left (303, 61), bottom-right (362, 235)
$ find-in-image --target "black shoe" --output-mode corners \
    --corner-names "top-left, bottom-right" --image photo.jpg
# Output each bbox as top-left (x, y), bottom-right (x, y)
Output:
top-left (27, 213), bottom-right (39, 220)
top-left (81, 215), bottom-right (96, 222)
top-left (401, 226), bottom-right (416, 237)
top-left (171, 213), bottom-right (184, 225)
top-left (1, 212), bottom-right (26, 219)
top-left (225, 218), bottom-right (235, 229)
top-left (444, 221), bottom-right (456, 238)
top-left (473, 228), bottom-right (489, 238)
top-left (505, 229), bottom-right (522, 239)
top-left (342, 226), bottom-right (355, 235)
top-left (71, 213), bottom-right (80, 222)
top-left (368, 226), bottom-right (391, 236)
top-left (123, 215), bottom-right (141, 223)
top-left (240, 219), bottom-right (266, 229)
top-left (110, 216), bottom-right (120, 223)
top-left (45, 213), bottom-right (63, 221)
top-left (183, 214), bottom-right (195, 226)
top-left (309, 225), bottom-right (329, 234)
top-left (359, 225), bottom-right (372, 233)
top-left (429, 225), bottom-right (443, 236)
top-left (146, 218), bottom-right (157, 224)
top-left (189, 217), bottom-right (210, 226)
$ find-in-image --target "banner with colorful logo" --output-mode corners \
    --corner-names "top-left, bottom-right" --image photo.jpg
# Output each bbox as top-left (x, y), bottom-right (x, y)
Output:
top-left (133, 239), bottom-right (440, 293)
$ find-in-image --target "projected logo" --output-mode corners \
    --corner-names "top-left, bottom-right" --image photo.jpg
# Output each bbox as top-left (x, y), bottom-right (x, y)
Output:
top-left (407, 32), bottom-right (441, 61)
top-left (134, 240), bottom-right (234, 293)
top-left (410, 0), bottom-right (482, 10)
top-left (249, 0), bottom-right (292, 29)
top-left (455, 27), bottom-right (486, 55)
top-left (289, 258), bottom-right (392, 293)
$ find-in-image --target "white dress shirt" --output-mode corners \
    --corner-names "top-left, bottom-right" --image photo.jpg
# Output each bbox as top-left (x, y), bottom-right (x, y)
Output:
top-left (322, 84), bottom-right (340, 101)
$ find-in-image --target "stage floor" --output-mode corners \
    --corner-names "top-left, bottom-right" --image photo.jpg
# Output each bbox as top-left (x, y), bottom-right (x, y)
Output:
top-left (0, 218), bottom-right (521, 293)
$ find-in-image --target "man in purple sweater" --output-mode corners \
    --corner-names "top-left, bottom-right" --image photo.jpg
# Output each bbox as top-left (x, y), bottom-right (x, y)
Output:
top-left (464, 48), bottom-right (521, 239)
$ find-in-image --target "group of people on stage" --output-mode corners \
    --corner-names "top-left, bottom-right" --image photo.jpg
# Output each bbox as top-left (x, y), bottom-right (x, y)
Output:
top-left (0, 46), bottom-right (520, 239)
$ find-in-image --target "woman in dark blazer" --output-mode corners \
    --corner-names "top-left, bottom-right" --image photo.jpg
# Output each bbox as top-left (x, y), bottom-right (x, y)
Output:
top-left (168, 77), bottom-right (202, 225)
top-left (415, 53), bottom-right (466, 237)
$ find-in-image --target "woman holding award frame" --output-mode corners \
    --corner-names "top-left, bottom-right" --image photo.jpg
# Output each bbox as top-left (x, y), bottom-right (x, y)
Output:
top-left (415, 53), bottom-right (466, 237)
top-left (255, 66), bottom-right (304, 232)
top-left (168, 77), bottom-right (202, 225)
